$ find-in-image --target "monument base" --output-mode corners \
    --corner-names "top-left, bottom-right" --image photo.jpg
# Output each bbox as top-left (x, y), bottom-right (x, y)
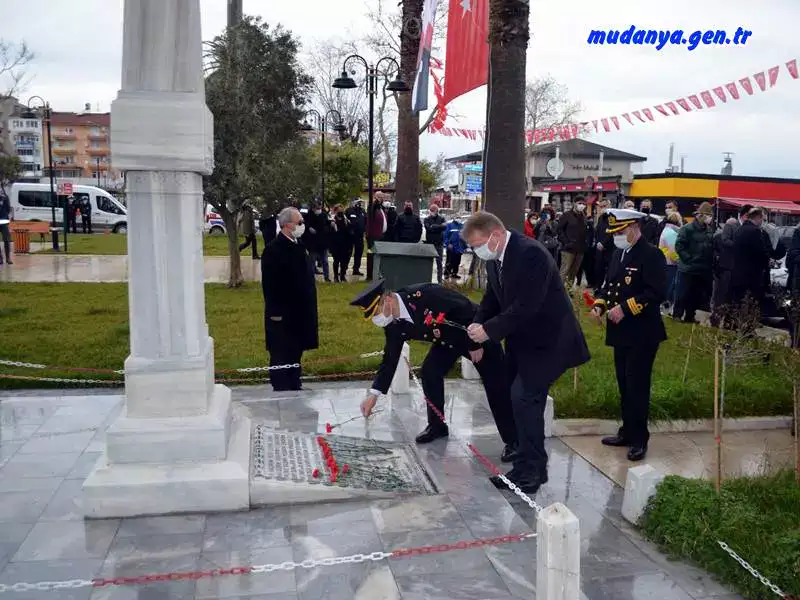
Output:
top-left (82, 386), bottom-right (250, 518)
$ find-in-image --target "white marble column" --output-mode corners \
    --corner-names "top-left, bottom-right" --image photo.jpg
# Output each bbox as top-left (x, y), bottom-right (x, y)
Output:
top-left (82, 0), bottom-right (249, 518)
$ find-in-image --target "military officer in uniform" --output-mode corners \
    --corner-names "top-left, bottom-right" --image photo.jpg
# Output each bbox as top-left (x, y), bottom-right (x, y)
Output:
top-left (589, 208), bottom-right (667, 462)
top-left (351, 279), bottom-right (518, 462)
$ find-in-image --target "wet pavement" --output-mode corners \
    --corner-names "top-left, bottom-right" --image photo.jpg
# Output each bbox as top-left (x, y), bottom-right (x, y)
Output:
top-left (0, 380), bottom-right (745, 599)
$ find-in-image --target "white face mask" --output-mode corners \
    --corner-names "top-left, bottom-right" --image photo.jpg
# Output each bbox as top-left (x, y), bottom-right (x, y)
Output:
top-left (291, 223), bottom-right (305, 239)
top-left (576, 204), bottom-right (586, 212)
top-left (371, 313), bottom-right (394, 328)
top-left (613, 234), bottom-right (631, 250)
top-left (474, 232), bottom-right (500, 261)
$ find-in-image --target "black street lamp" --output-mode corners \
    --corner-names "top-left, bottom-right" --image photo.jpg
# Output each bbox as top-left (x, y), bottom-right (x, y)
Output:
top-left (301, 109), bottom-right (346, 206)
top-left (332, 55), bottom-right (409, 208)
top-left (22, 97), bottom-right (61, 251)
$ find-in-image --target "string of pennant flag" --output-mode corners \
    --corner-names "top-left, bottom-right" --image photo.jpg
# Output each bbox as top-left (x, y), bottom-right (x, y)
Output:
top-left (426, 58), bottom-right (798, 143)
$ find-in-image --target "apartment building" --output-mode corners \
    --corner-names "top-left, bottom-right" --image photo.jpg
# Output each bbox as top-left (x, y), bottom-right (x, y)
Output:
top-left (42, 107), bottom-right (123, 189)
top-left (7, 113), bottom-right (44, 178)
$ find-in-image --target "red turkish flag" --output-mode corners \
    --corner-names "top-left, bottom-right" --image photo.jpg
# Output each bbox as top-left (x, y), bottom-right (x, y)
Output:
top-left (592, 120), bottom-right (599, 132)
top-left (768, 66), bottom-right (780, 87)
top-left (601, 118), bottom-right (610, 132)
top-left (642, 108), bottom-right (654, 121)
top-left (570, 124), bottom-right (579, 138)
top-left (713, 87), bottom-right (727, 103)
top-left (441, 0), bottom-right (488, 106)
top-left (787, 59), bottom-right (799, 79)
top-left (665, 102), bottom-right (679, 115)
top-left (739, 77), bottom-right (754, 95)
top-left (654, 105), bottom-right (669, 117)
top-left (753, 72), bottom-right (767, 91)
top-left (700, 91), bottom-right (715, 108)
top-left (725, 82), bottom-right (740, 100)
top-left (633, 110), bottom-right (645, 122)
top-left (688, 95), bottom-right (703, 109)
top-left (622, 113), bottom-right (633, 125)
top-left (610, 116), bottom-right (620, 130)
top-left (676, 98), bottom-right (692, 112)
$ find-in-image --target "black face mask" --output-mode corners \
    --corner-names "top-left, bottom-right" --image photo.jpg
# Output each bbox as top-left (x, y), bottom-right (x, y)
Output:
top-left (641, 207), bottom-right (651, 214)
top-left (404, 207), bottom-right (413, 215)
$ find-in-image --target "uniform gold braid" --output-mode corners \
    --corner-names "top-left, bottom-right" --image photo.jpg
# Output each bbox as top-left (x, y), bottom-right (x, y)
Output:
top-left (363, 295), bottom-right (382, 320)
top-left (626, 297), bottom-right (644, 316)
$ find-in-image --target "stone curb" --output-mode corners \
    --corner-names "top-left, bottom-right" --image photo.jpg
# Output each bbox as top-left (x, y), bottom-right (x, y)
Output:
top-left (550, 415), bottom-right (792, 438)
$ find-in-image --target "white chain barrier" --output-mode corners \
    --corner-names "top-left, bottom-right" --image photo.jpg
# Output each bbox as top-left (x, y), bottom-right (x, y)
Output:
top-left (717, 540), bottom-right (790, 598)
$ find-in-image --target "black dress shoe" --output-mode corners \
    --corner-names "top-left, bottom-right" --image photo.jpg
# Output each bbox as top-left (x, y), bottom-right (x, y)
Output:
top-left (414, 425), bottom-right (449, 444)
top-left (500, 443), bottom-right (518, 463)
top-left (490, 470), bottom-right (548, 494)
top-left (627, 446), bottom-right (647, 462)
top-left (601, 435), bottom-right (630, 447)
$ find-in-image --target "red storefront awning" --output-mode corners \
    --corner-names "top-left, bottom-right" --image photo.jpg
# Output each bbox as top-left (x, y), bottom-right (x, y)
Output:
top-left (717, 197), bottom-right (800, 215)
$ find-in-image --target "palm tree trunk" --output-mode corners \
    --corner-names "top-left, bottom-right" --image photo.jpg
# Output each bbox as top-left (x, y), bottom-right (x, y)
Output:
top-left (484, 0), bottom-right (530, 232)
top-left (395, 0), bottom-right (424, 210)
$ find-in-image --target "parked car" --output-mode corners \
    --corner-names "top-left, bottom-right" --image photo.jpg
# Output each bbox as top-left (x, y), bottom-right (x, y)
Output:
top-left (205, 218), bottom-right (226, 236)
top-left (9, 183), bottom-right (128, 233)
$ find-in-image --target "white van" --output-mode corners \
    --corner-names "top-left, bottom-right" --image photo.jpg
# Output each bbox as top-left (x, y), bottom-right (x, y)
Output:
top-left (9, 183), bottom-right (128, 233)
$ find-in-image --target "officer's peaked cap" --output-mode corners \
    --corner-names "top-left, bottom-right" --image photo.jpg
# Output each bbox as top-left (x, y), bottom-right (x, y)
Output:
top-left (606, 208), bottom-right (647, 234)
top-left (350, 278), bottom-right (387, 318)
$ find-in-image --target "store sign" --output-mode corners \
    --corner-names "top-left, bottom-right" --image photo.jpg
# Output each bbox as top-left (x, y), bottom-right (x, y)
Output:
top-left (569, 164), bottom-right (613, 172)
top-left (463, 164), bottom-right (482, 194)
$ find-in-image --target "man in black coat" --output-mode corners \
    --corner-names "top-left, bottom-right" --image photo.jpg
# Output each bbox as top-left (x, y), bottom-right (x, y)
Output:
top-left (354, 279), bottom-right (517, 462)
top-left (423, 203), bottom-right (447, 283)
top-left (594, 198), bottom-right (614, 290)
top-left (261, 207), bottom-right (319, 391)
top-left (346, 198), bottom-right (366, 276)
top-left (394, 201), bottom-right (423, 244)
top-left (731, 206), bottom-right (771, 309)
top-left (590, 209), bottom-right (667, 462)
top-left (304, 202), bottom-right (332, 282)
top-left (463, 212), bottom-right (591, 493)
top-left (638, 199), bottom-right (660, 245)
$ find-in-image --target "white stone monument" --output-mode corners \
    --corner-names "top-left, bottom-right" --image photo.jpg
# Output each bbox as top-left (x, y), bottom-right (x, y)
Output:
top-left (82, 0), bottom-right (250, 518)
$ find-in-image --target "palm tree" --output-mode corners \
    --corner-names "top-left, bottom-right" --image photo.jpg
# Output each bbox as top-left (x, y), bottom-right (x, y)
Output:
top-left (483, 0), bottom-right (530, 231)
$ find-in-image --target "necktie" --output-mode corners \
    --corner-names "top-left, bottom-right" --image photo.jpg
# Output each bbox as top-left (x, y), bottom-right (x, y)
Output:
top-left (497, 261), bottom-right (503, 290)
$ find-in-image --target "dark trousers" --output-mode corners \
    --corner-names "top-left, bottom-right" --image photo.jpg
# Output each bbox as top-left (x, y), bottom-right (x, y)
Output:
top-left (577, 248), bottom-right (596, 288)
top-left (81, 215), bottom-right (92, 234)
top-left (445, 251), bottom-right (462, 277)
top-left (332, 250), bottom-right (352, 281)
top-left (665, 264), bottom-right (678, 306)
top-left (266, 321), bottom-right (303, 391)
top-left (310, 249), bottom-right (330, 281)
top-left (594, 248), bottom-right (611, 290)
top-left (430, 243), bottom-right (443, 283)
top-left (613, 344), bottom-right (659, 447)
top-left (504, 348), bottom-right (550, 476)
top-left (711, 269), bottom-right (732, 324)
top-left (0, 224), bottom-right (10, 263)
top-left (366, 237), bottom-right (377, 280)
top-left (673, 271), bottom-right (711, 323)
top-left (239, 234), bottom-right (259, 258)
top-left (69, 216), bottom-right (78, 234)
top-left (420, 343), bottom-right (516, 445)
top-left (352, 234), bottom-right (364, 274)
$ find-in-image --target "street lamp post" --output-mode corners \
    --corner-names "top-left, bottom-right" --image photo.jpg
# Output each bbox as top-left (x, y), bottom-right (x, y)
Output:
top-left (22, 97), bottom-right (60, 251)
top-left (301, 109), bottom-right (346, 206)
top-left (332, 55), bottom-right (409, 208)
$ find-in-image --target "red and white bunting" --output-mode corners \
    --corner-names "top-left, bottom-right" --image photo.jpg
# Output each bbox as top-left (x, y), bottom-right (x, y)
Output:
top-left (753, 71), bottom-right (767, 92)
top-left (426, 58), bottom-right (798, 141)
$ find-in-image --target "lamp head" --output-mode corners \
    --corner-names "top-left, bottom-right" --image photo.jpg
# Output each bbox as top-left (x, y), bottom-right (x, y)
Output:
top-left (332, 70), bottom-right (357, 89)
top-left (386, 77), bottom-right (410, 93)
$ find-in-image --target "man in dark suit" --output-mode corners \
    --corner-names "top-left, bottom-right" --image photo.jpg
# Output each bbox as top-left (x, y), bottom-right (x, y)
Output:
top-left (261, 207), bottom-right (319, 391)
top-left (590, 208), bottom-right (667, 462)
top-left (353, 279), bottom-right (517, 462)
top-left (731, 206), bottom-right (771, 309)
top-left (462, 212), bottom-right (591, 493)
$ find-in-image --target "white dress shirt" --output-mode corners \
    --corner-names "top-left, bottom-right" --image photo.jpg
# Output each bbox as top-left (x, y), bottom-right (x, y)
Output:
top-left (369, 293), bottom-right (413, 397)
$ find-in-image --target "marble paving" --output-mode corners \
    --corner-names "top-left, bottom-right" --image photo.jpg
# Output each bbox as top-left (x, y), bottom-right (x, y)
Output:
top-left (562, 429), bottom-right (795, 487)
top-left (0, 381), bottom-right (746, 599)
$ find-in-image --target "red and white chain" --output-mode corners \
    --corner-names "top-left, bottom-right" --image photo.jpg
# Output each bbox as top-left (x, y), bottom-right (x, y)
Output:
top-left (403, 356), bottom-right (543, 514)
top-left (0, 533), bottom-right (535, 594)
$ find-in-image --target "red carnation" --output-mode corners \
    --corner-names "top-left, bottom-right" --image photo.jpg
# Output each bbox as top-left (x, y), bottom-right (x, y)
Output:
top-left (325, 423), bottom-right (333, 433)
top-left (424, 313), bottom-right (434, 326)
top-left (435, 312), bottom-right (445, 324)
top-left (342, 464), bottom-right (350, 474)
top-left (583, 290), bottom-right (596, 307)
top-left (312, 468), bottom-right (319, 478)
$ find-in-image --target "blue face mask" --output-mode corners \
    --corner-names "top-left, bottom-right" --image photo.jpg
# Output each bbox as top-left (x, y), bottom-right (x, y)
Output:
top-left (541, 213), bottom-right (549, 221)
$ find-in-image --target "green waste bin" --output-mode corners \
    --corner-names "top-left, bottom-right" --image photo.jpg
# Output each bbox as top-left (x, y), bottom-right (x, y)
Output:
top-left (373, 242), bottom-right (440, 289)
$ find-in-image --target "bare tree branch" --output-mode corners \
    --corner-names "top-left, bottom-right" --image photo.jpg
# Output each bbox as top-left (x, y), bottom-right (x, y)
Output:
top-left (0, 39), bottom-right (35, 98)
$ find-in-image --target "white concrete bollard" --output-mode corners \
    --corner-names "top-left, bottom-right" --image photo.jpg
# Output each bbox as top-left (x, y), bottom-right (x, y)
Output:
top-left (536, 502), bottom-right (581, 600)
top-left (390, 343), bottom-right (411, 394)
top-left (544, 395), bottom-right (554, 438)
top-left (460, 356), bottom-right (480, 380)
top-left (621, 465), bottom-right (664, 525)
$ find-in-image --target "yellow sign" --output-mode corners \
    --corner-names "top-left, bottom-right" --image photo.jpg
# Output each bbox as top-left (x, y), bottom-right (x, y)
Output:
top-left (374, 172), bottom-right (391, 186)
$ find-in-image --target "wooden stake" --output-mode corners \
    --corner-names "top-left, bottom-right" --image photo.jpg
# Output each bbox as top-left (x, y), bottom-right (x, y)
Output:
top-left (714, 347), bottom-right (721, 493)
top-left (573, 367), bottom-right (578, 392)
top-left (682, 324), bottom-right (695, 384)
top-left (794, 381), bottom-right (799, 485)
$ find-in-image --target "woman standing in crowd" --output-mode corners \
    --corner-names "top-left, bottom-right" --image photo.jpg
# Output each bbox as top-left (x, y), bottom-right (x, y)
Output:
top-left (524, 211), bottom-right (539, 239)
top-left (658, 211), bottom-right (683, 312)
top-left (365, 192), bottom-right (387, 281)
top-left (330, 204), bottom-right (354, 283)
top-left (534, 205), bottom-right (559, 262)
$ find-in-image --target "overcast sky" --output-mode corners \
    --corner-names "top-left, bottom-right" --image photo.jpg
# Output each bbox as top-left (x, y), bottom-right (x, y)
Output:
top-left (1, 0), bottom-right (797, 178)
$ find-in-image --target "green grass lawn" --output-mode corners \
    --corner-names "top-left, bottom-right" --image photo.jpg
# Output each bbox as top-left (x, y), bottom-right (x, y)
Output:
top-left (641, 471), bottom-right (799, 599)
top-left (0, 281), bottom-right (793, 420)
top-left (39, 234), bottom-right (239, 256)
